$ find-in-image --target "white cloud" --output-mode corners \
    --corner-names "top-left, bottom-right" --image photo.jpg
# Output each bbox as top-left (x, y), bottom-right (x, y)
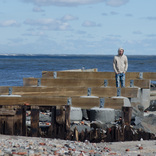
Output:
top-left (22, 0), bottom-right (129, 7)
top-left (82, 20), bottom-right (101, 27)
top-left (24, 18), bottom-right (70, 30)
top-left (0, 20), bottom-right (19, 27)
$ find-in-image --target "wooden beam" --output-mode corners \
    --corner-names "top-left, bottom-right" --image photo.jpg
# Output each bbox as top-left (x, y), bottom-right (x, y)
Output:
top-left (0, 86), bottom-right (139, 98)
top-left (42, 71), bottom-right (116, 79)
top-left (23, 78), bottom-right (150, 89)
top-left (31, 106), bottom-right (39, 137)
top-left (122, 107), bottom-right (132, 126)
top-left (0, 96), bottom-right (125, 109)
top-left (0, 86), bottom-right (88, 97)
top-left (133, 79), bottom-right (150, 89)
top-left (42, 71), bottom-right (156, 80)
top-left (120, 88), bottom-right (139, 97)
top-left (142, 72), bottom-right (156, 80)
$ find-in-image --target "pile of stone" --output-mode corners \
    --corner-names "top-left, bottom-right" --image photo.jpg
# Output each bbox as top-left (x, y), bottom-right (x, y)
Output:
top-left (0, 134), bottom-right (156, 155)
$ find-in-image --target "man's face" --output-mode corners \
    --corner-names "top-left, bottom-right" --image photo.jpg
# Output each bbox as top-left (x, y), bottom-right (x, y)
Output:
top-left (118, 49), bottom-right (124, 56)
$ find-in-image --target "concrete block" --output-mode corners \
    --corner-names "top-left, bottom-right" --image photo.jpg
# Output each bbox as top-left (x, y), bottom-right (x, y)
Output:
top-left (70, 107), bottom-right (82, 121)
top-left (89, 107), bottom-right (115, 123)
top-left (141, 89), bottom-right (150, 109)
top-left (131, 88), bottom-right (150, 110)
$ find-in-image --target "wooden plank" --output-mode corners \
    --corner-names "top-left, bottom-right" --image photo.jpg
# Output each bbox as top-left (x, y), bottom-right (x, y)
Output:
top-left (0, 96), bottom-right (67, 106)
top-left (71, 97), bottom-right (100, 109)
top-left (72, 97), bottom-right (124, 109)
top-left (133, 79), bottom-right (150, 89)
top-left (90, 87), bottom-right (117, 97)
top-left (42, 71), bottom-right (140, 79)
top-left (142, 72), bottom-right (156, 80)
top-left (0, 86), bottom-right (139, 98)
top-left (42, 71), bottom-right (156, 80)
top-left (120, 88), bottom-right (139, 97)
top-left (23, 78), bottom-right (150, 89)
top-left (0, 96), bottom-right (125, 109)
top-left (0, 87), bottom-right (9, 95)
top-left (104, 98), bottom-right (124, 110)
top-left (15, 86), bottom-right (88, 97)
top-left (31, 106), bottom-right (39, 137)
top-left (42, 71), bottom-right (116, 79)
top-left (0, 86), bottom-right (88, 97)
top-left (23, 78), bottom-right (38, 86)
top-left (23, 78), bottom-right (105, 87)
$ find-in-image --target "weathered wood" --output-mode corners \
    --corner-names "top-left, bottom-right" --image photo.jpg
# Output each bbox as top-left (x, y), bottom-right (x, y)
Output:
top-left (42, 71), bottom-right (156, 80)
top-left (23, 78), bottom-right (150, 89)
top-left (0, 86), bottom-right (139, 98)
top-left (13, 106), bottom-right (23, 135)
top-left (0, 96), bottom-right (125, 109)
top-left (0, 108), bottom-right (16, 116)
top-left (74, 127), bottom-right (79, 141)
top-left (122, 107), bottom-right (132, 126)
top-left (120, 88), bottom-right (139, 97)
top-left (0, 86), bottom-right (88, 97)
top-left (65, 105), bottom-right (70, 131)
top-left (48, 106), bottom-right (56, 138)
top-left (0, 96), bottom-right (67, 106)
top-left (0, 113), bottom-right (14, 135)
top-left (142, 72), bottom-right (156, 80)
top-left (42, 71), bottom-right (115, 79)
top-left (22, 105), bottom-right (27, 136)
top-left (0, 106), bottom-right (24, 135)
top-left (23, 78), bottom-right (105, 87)
top-left (31, 106), bottom-right (39, 137)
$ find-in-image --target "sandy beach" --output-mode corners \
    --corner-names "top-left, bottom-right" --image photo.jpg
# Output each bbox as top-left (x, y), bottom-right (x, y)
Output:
top-left (0, 134), bottom-right (156, 156)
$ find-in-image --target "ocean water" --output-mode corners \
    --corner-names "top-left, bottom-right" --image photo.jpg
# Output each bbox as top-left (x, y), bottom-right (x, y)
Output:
top-left (0, 55), bottom-right (156, 86)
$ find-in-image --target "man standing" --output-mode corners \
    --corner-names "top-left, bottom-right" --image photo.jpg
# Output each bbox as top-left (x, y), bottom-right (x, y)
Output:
top-left (113, 48), bottom-right (128, 88)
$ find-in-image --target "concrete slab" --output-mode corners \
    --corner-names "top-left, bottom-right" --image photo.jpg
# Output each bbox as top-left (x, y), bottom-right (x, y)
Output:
top-left (89, 107), bottom-right (115, 123)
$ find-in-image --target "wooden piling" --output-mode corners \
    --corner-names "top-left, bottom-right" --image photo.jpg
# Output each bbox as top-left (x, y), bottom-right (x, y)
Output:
top-left (122, 106), bottom-right (132, 126)
top-left (31, 106), bottom-right (39, 137)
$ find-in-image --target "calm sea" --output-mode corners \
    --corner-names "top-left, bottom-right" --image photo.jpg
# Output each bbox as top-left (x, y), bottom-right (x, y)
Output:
top-left (0, 55), bottom-right (156, 86)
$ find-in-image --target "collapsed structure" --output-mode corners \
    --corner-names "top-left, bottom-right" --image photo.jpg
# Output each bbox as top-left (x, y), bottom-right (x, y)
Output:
top-left (0, 68), bottom-right (156, 142)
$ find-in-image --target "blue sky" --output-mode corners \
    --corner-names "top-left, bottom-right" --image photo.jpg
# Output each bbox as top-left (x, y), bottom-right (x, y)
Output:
top-left (0, 0), bottom-right (156, 55)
